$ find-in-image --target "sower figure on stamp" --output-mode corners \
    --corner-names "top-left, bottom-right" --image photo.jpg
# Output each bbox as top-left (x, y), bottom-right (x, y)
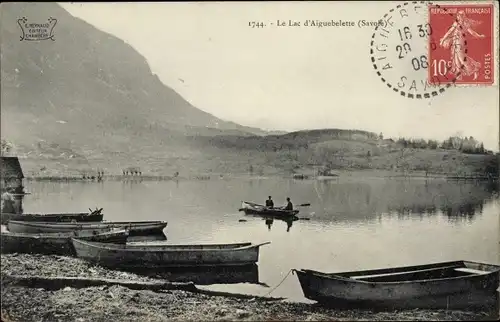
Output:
top-left (439, 10), bottom-right (485, 80)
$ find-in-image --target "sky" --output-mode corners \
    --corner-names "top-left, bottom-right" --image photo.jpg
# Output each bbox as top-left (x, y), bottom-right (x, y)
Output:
top-left (60, 2), bottom-right (499, 150)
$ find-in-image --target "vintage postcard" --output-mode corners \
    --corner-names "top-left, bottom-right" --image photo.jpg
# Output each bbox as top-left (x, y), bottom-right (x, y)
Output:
top-left (1, 1), bottom-right (499, 321)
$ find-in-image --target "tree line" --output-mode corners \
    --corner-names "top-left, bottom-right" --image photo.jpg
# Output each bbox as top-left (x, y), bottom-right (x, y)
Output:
top-left (394, 135), bottom-right (490, 155)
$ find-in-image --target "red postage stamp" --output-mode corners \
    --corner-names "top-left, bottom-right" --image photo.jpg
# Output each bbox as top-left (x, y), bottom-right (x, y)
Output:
top-left (428, 4), bottom-right (494, 85)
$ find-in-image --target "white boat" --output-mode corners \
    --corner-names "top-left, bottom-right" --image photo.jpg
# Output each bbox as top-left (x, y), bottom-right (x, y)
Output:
top-left (72, 239), bottom-right (271, 268)
top-left (7, 220), bottom-right (167, 235)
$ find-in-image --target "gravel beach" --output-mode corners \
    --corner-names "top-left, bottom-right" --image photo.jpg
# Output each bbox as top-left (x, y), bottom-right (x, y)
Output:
top-left (1, 254), bottom-right (498, 321)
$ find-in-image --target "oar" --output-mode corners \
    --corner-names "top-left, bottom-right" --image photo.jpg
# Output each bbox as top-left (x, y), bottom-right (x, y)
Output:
top-left (297, 203), bottom-right (311, 207)
top-left (243, 201), bottom-right (265, 207)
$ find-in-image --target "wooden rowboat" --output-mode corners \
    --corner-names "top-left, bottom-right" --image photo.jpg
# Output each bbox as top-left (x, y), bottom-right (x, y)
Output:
top-left (0, 210), bottom-right (104, 225)
top-left (239, 201), bottom-right (299, 218)
top-left (6, 220), bottom-right (167, 236)
top-left (0, 229), bottom-right (128, 256)
top-left (121, 264), bottom-right (262, 286)
top-left (71, 239), bottom-right (271, 268)
top-left (294, 260), bottom-right (500, 310)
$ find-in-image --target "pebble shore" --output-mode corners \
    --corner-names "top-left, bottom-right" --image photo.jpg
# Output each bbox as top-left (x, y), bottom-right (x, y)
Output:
top-left (1, 254), bottom-right (497, 321)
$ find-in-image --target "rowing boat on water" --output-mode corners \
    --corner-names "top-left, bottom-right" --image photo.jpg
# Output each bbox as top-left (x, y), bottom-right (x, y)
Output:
top-left (6, 220), bottom-right (167, 235)
top-left (239, 201), bottom-right (299, 218)
top-left (71, 239), bottom-right (271, 268)
top-left (1, 228), bottom-right (128, 256)
top-left (295, 260), bottom-right (500, 310)
top-left (0, 211), bottom-right (104, 225)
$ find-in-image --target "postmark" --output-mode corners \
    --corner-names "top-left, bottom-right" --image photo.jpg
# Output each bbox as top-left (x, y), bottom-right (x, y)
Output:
top-left (428, 4), bottom-right (494, 85)
top-left (370, 1), bottom-right (466, 99)
top-left (17, 17), bottom-right (57, 41)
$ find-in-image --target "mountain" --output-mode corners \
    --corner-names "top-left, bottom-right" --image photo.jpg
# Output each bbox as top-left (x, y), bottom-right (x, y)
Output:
top-left (0, 2), bottom-right (276, 173)
top-left (1, 3), bottom-right (496, 179)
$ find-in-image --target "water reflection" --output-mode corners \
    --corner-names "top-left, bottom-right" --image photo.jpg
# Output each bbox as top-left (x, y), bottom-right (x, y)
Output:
top-left (18, 178), bottom-right (500, 303)
top-left (247, 215), bottom-right (297, 232)
top-left (265, 218), bottom-right (273, 231)
top-left (306, 179), bottom-right (497, 224)
top-left (389, 194), bottom-right (489, 223)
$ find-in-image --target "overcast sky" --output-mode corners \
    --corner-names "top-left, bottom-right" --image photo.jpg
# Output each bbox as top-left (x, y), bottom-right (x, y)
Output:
top-left (60, 2), bottom-right (499, 150)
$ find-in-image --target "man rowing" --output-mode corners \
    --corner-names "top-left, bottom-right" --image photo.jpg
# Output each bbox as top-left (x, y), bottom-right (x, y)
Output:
top-left (281, 197), bottom-right (293, 211)
top-left (265, 196), bottom-right (274, 208)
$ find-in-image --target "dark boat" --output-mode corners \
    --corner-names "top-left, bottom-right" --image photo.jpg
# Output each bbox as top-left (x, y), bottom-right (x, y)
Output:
top-left (7, 220), bottom-right (167, 236)
top-left (72, 239), bottom-right (271, 268)
top-left (239, 201), bottom-right (299, 218)
top-left (122, 264), bottom-right (263, 286)
top-left (294, 260), bottom-right (500, 310)
top-left (0, 228), bottom-right (128, 256)
top-left (0, 208), bottom-right (104, 225)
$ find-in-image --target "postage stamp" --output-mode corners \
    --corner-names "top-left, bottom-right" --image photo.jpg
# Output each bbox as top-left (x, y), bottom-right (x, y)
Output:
top-left (428, 4), bottom-right (494, 85)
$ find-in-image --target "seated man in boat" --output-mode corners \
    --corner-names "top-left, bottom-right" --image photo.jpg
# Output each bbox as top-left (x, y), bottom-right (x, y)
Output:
top-left (265, 196), bottom-right (274, 208)
top-left (282, 197), bottom-right (293, 211)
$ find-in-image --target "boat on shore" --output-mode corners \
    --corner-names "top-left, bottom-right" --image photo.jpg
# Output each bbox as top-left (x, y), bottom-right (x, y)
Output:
top-left (122, 264), bottom-right (263, 286)
top-left (239, 201), bottom-right (299, 218)
top-left (6, 220), bottom-right (167, 236)
top-left (71, 239), bottom-right (271, 268)
top-left (294, 260), bottom-right (500, 310)
top-left (1, 228), bottom-right (128, 256)
top-left (0, 209), bottom-right (104, 225)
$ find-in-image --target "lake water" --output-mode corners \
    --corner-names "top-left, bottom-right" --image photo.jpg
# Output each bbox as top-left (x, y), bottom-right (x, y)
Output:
top-left (20, 177), bottom-right (500, 303)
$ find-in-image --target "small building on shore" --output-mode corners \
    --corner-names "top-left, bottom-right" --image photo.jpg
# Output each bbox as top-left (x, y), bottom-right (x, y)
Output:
top-left (1, 156), bottom-right (24, 191)
top-left (1, 156), bottom-right (25, 213)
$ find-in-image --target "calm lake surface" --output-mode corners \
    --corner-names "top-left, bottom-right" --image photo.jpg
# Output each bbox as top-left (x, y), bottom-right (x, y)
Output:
top-left (21, 177), bottom-right (500, 303)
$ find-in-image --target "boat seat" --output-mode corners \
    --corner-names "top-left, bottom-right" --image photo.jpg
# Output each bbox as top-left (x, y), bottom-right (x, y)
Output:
top-left (349, 265), bottom-right (461, 280)
top-left (453, 268), bottom-right (488, 275)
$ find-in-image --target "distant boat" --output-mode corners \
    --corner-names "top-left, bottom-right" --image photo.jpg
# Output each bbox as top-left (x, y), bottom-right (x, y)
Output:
top-left (295, 260), bottom-right (500, 310)
top-left (292, 174), bottom-right (309, 180)
top-left (6, 220), bottom-right (167, 235)
top-left (0, 210), bottom-right (104, 225)
top-left (1, 228), bottom-right (128, 256)
top-left (71, 239), bottom-right (271, 268)
top-left (239, 201), bottom-right (299, 218)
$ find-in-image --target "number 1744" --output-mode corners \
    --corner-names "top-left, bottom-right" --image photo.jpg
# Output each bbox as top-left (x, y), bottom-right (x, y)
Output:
top-left (248, 21), bottom-right (264, 28)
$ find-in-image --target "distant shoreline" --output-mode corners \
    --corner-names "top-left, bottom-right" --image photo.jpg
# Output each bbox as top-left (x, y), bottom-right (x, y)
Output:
top-left (22, 170), bottom-right (497, 182)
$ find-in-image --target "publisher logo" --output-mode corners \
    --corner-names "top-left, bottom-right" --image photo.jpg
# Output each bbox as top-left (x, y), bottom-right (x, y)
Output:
top-left (18, 17), bottom-right (57, 41)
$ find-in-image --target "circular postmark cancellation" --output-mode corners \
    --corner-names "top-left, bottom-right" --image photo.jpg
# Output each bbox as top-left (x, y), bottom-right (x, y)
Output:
top-left (370, 1), bottom-right (469, 99)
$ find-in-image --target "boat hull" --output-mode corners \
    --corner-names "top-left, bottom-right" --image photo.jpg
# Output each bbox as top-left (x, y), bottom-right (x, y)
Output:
top-left (72, 239), bottom-right (269, 268)
top-left (6, 220), bottom-right (167, 236)
top-left (124, 264), bottom-right (261, 285)
top-left (1, 213), bottom-right (104, 225)
top-left (1, 229), bottom-right (128, 256)
top-left (239, 201), bottom-right (299, 218)
top-left (241, 208), bottom-right (299, 218)
top-left (295, 261), bottom-right (500, 310)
